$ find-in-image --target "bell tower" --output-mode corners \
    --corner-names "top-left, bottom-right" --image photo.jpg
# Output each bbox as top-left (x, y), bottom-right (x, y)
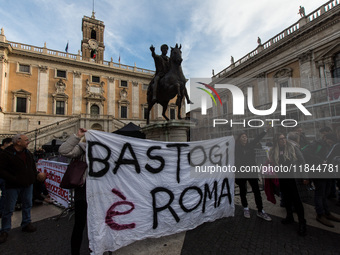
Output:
top-left (81, 12), bottom-right (105, 63)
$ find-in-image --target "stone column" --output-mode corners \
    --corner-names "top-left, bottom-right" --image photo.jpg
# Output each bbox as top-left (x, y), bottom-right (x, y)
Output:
top-left (256, 72), bottom-right (267, 106)
top-left (298, 51), bottom-right (313, 90)
top-left (36, 65), bottom-right (49, 113)
top-left (131, 81), bottom-right (139, 118)
top-left (324, 59), bottom-right (334, 87)
top-left (154, 103), bottom-right (163, 120)
top-left (107, 77), bottom-right (115, 117)
top-left (72, 71), bottom-right (82, 114)
top-left (0, 55), bottom-right (7, 110)
top-left (316, 61), bottom-right (326, 89)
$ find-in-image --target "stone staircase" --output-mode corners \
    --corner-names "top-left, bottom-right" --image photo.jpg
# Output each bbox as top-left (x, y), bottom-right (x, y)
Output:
top-left (24, 116), bottom-right (81, 151)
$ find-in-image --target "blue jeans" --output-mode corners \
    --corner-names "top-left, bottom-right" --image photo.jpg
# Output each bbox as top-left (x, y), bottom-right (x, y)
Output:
top-left (0, 178), bottom-right (5, 215)
top-left (1, 185), bottom-right (33, 233)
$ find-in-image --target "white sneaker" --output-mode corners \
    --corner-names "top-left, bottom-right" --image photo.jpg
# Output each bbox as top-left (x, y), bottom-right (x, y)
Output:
top-left (257, 210), bottom-right (272, 221)
top-left (244, 208), bottom-right (250, 219)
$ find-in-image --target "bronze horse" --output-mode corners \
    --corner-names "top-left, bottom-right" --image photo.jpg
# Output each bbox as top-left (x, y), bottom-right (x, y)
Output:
top-left (146, 44), bottom-right (188, 124)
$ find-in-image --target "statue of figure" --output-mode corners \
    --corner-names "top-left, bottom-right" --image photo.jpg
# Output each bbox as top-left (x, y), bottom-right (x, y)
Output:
top-left (231, 56), bottom-right (234, 64)
top-left (150, 44), bottom-right (170, 103)
top-left (298, 6), bottom-right (305, 17)
top-left (257, 37), bottom-right (261, 46)
top-left (146, 44), bottom-right (193, 124)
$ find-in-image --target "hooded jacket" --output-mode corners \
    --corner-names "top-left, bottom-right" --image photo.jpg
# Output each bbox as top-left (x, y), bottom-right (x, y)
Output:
top-left (0, 145), bottom-right (37, 189)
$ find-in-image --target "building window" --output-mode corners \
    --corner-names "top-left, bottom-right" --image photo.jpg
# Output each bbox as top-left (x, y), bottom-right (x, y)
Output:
top-left (56, 70), bottom-right (67, 79)
top-left (18, 64), bottom-right (30, 74)
top-left (90, 104), bottom-right (100, 115)
top-left (143, 107), bottom-right (148, 119)
top-left (333, 52), bottom-right (340, 84)
top-left (56, 101), bottom-right (65, 115)
top-left (121, 80), bottom-right (128, 87)
top-left (280, 81), bottom-right (289, 88)
top-left (142, 84), bottom-right (148, 90)
top-left (92, 76), bottom-right (100, 83)
top-left (91, 30), bottom-right (96, 40)
top-left (170, 108), bottom-right (176, 120)
top-left (121, 106), bottom-right (127, 118)
top-left (16, 97), bottom-right (27, 113)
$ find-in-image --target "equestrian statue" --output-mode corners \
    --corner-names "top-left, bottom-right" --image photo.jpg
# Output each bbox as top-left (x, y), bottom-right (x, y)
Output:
top-left (146, 43), bottom-right (193, 124)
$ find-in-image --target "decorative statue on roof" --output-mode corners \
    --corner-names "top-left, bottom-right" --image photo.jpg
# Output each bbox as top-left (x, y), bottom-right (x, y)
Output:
top-left (257, 37), bottom-right (262, 46)
top-left (298, 6), bottom-right (305, 17)
top-left (146, 44), bottom-right (193, 124)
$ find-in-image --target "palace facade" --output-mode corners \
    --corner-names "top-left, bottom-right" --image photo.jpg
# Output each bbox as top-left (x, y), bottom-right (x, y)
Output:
top-left (0, 13), bottom-right (183, 149)
top-left (191, 0), bottom-right (340, 142)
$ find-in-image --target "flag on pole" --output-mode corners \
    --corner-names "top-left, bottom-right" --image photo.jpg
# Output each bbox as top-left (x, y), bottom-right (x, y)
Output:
top-left (91, 49), bottom-right (97, 59)
top-left (65, 42), bottom-right (69, 53)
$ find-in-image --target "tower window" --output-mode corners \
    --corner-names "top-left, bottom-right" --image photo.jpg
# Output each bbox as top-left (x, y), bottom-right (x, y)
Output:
top-left (91, 30), bottom-right (96, 40)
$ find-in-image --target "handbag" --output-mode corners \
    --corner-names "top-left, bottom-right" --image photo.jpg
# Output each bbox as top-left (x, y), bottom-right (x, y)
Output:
top-left (60, 157), bottom-right (87, 189)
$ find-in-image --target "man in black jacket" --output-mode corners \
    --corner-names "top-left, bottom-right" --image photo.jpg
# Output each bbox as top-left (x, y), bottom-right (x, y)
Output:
top-left (0, 134), bottom-right (46, 244)
top-left (0, 137), bottom-right (13, 218)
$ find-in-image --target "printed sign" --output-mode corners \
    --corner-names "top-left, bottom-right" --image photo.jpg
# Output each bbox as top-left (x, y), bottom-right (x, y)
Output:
top-left (37, 160), bottom-right (70, 208)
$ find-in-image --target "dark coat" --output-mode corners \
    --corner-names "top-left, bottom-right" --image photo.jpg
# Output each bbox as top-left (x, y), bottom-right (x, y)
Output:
top-left (235, 131), bottom-right (267, 179)
top-left (235, 131), bottom-right (266, 169)
top-left (0, 145), bottom-right (37, 189)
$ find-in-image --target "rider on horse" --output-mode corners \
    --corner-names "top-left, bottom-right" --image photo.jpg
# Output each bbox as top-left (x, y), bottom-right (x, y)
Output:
top-left (150, 44), bottom-right (193, 105)
top-left (150, 44), bottom-right (170, 103)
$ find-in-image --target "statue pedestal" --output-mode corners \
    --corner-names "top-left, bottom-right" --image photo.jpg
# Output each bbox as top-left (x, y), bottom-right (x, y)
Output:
top-left (141, 120), bottom-right (194, 142)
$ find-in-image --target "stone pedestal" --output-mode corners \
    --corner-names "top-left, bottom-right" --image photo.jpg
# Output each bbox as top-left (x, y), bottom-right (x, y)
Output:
top-left (141, 120), bottom-right (194, 142)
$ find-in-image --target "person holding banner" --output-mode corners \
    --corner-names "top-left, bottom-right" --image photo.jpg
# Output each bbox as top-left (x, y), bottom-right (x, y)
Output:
top-left (59, 128), bottom-right (88, 255)
top-left (235, 127), bottom-right (272, 221)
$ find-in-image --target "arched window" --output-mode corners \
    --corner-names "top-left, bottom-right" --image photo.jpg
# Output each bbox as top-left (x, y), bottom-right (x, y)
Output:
top-left (91, 30), bottom-right (96, 40)
top-left (90, 104), bottom-right (100, 115)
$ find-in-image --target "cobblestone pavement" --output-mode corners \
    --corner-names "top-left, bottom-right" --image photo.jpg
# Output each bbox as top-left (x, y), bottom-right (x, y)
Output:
top-left (1, 190), bottom-right (340, 255)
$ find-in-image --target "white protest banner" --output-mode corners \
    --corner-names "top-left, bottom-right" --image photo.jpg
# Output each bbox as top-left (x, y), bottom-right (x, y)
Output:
top-left (85, 130), bottom-right (235, 254)
top-left (37, 160), bottom-right (70, 208)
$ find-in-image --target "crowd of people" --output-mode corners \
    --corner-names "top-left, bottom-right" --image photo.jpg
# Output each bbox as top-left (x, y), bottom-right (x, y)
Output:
top-left (235, 125), bottom-right (340, 237)
top-left (0, 125), bottom-right (339, 253)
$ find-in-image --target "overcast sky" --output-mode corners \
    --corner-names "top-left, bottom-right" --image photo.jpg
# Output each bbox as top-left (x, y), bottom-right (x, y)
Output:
top-left (0, 0), bottom-right (328, 110)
